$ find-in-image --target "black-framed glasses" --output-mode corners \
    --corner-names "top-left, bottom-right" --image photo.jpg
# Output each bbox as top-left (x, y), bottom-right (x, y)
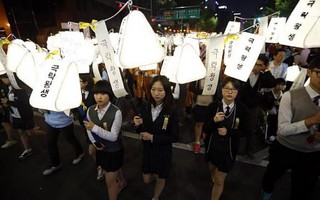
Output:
top-left (222, 87), bottom-right (238, 93)
top-left (312, 70), bottom-right (320, 78)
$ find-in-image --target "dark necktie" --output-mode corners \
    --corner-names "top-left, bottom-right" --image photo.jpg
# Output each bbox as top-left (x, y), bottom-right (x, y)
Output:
top-left (307, 95), bottom-right (320, 144)
top-left (313, 95), bottom-right (320, 106)
top-left (225, 106), bottom-right (230, 116)
top-left (82, 92), bottom-right (85, 102)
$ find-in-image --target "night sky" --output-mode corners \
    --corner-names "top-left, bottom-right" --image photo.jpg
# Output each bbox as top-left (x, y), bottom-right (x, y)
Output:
top-left (217, 0), bottom-right (266, 17)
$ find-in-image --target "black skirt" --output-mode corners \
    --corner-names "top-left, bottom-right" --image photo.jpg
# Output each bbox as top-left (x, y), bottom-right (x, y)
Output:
top-left (96, 149), bottom-right (124, 172)
top-left (142, 141), bottom-right (172, 179)
top-left (206, 134), bottom-right (236, 173)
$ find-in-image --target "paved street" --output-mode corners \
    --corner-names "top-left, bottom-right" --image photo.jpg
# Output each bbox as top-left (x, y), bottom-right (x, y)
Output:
top-left (0, 114), bottom-right (319, 200)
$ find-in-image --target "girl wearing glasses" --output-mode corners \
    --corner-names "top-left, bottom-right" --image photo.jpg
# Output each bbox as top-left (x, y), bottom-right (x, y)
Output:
top-left (203, 77), bottom-right (248, 200)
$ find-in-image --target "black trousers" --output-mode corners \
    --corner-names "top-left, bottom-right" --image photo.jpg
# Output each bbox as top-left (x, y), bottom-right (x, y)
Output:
top-left (46, 123), bottom-right (83, 166)
top-left (262, 140), bottom-right (320, 200)
top-left (245, 106), bottom-right (261, 153)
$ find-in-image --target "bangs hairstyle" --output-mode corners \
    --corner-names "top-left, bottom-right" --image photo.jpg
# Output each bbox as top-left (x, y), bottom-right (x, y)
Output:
top-left (222, 76), bottom-right (241, 91)
top-left (148, 75), bottom-right (174, 109)
top-left (79, 73), bottom-right (94, 91)
top-left (93, 80), bottom-right (114, 100)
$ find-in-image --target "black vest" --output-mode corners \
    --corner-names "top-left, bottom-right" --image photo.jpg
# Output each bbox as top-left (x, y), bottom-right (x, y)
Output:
top-left (88, 104), bottom-right (122, 152)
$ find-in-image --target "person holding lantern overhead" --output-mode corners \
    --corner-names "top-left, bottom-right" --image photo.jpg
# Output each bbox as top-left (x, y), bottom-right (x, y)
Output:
top-left (133, 75), bottom-right (179, 200)
top-left (84, 80), bottom-right (126, 200)
top-left (203, 77), bottom-right (248, 200)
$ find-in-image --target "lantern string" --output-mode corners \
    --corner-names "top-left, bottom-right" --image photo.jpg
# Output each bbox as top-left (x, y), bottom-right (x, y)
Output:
top-left (234, 11), bottom-right (281, 21)
top-left (104, 0), bottom-right (133, 22)
top-left (182, 11), bottom-right (281, 41)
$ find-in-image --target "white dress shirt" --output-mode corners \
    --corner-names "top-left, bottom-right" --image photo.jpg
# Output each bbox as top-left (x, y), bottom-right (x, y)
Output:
top-left (87, 102), bottom-right (122, 142)
top-left (278, 85), bottom-right (317, 136)
top-left (151, 103), bottom-right (163, 121)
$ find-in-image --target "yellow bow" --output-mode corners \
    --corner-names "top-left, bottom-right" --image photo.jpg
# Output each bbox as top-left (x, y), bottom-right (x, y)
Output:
top-left (79, 19), bottom-right (97, 32)
top-left (224, 34), bottom-right (240, 44)
top-left (46, 49), bottom-right (60, 60)
top-left (197, 32), bottom-right (207, 39)
top-left (81, 102), bottom-right (87, 111)
top-left (0, 38), bottom-right (11, 45)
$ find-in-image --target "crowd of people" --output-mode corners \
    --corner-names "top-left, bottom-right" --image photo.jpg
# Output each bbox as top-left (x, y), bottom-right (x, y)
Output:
top-left (1, 43), bottom-right (320, 200)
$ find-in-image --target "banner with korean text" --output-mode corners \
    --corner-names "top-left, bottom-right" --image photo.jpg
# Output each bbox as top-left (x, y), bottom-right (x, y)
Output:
top-left (224, 21), bottom-right (241, 67)
top-left (30, 60), bottom-right (82, 111)
top-left (279, 0), bottom-right (320, 48)
top-left (95, 20), bottom-right (128, 98)
top-left (224, 32), bottom-right (265, 82)
top-left (202, 36), bottom-right (225, 95)
top-left (265, 17), bottom-right (287, 43)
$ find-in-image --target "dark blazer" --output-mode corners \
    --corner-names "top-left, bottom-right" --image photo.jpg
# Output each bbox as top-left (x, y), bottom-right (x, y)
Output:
top-left (83, 91), bottom-right (95, 109)
top-left (137, 103), bottom-right (179, 178)
top-left (137, 104), bottom-right (179, 144)
top-left (203, 101), bottom-right (248, 159)
top-left (240, 71), bottom-right (276, 108)
top-left (7, 88), bottom-right (34, 120)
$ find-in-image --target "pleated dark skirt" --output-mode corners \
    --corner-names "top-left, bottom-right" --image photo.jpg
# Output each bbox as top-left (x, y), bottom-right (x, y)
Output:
top-left (142, 142), bottom-right (172, 179)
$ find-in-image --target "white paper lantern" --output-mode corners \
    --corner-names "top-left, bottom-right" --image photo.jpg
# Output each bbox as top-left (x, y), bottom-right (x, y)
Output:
top-left (139, 63), bottom-right (158, 71)
top-left (160, 56), bottom-right (178, 82)
top-left (6, 40), bottom-right (29, 72)
top-left (184, 36), bottom-right (200, 56)
top-left (0, 61), bottom-right (5, 75)
top-left (176, 43), bottom-right (206, 84)
top-left (109, 32), bottom-right (120, 52)
top-left (30, 59), bottom-right (81, 111)
top-left (173, 34), bottom-right (184, 46)
top-left (286, 65), bottom-right (300, 82)
top-left (59, 31), bottom-right (94, 73)
top-left (118, 10), bottom-right (165, 68)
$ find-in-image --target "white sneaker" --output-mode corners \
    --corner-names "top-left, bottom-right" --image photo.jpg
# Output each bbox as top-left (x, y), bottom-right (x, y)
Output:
top-left (43, 165), bottom-right (62, 176)
top-left (1, 140), bottom-right (17, 149)
top-left (97, 166), bottom-right (104, 181)
top-left (269, 136), bottom-right (276, 142)
top-left (18, 149), bottom-right (32, 160)
top-left (72, 153), bottom-right (85, 165)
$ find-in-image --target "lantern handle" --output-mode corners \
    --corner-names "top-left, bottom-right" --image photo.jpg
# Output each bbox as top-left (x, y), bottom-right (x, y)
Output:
top-left (105, 0), bottom-right (133, 22)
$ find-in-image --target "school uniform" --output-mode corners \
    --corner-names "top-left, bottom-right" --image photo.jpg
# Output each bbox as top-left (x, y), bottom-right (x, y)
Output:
top-left (7, 87), bottom-right (34, 130)
top-left (203, 100), bottom-right (248, 173)
top-left (87, 102), bottom-right (123, 172)
top-left (137, 103), bottom-right (179, 179)
top-left (262, 90), bottom-right (283, 139)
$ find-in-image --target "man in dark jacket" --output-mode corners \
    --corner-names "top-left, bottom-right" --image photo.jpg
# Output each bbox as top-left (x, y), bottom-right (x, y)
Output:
top-left (240, 54), bottom-right (276, 159)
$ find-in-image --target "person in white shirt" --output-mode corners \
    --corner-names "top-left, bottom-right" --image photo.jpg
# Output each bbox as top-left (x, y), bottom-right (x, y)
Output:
top-left (269, 49), bottom-right (288, 79)
top-left (261, 56), bottom-right (320, 200)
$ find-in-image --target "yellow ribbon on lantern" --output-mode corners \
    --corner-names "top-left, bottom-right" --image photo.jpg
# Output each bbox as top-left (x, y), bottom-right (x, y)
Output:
top-left (0, 38), bottom-right (11, 45)
top-left (224, 34), bottom-right (239, 44)
top-left (197, 32), bottom-right (207, 39)
top-left (79, 19), bottom-right (98, 32)
top-left (45, 49), bottom-right (60, 60)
